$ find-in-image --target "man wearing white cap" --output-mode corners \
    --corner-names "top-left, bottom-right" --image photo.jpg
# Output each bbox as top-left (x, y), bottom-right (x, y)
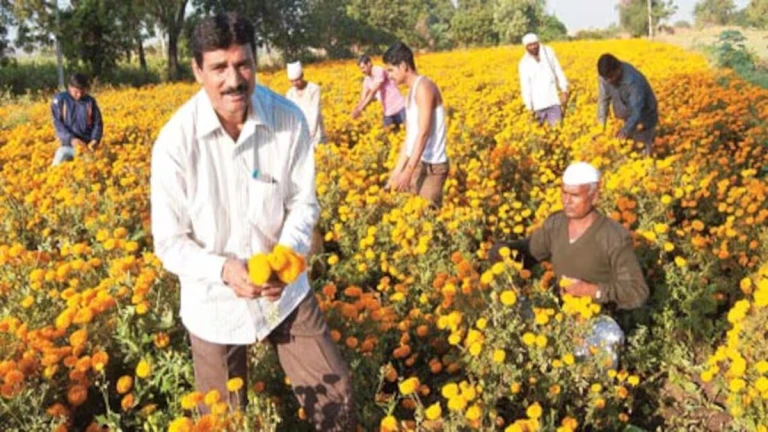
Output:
top-left (492, 161), bottom-right (648, 310)
top-left (491, 162), bottom-right (648, 367)
top-left (518, 33), bottom-right (569, 126)
top-left (286, 61), bottom-right (326, 146)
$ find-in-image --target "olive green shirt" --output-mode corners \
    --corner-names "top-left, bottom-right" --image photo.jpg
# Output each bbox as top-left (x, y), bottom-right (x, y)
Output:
top-left (528, 211), bottom-right (648, 310)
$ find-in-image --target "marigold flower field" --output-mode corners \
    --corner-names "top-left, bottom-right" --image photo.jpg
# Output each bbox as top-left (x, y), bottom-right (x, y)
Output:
top-left (1, 40), bottom-right (768, 431)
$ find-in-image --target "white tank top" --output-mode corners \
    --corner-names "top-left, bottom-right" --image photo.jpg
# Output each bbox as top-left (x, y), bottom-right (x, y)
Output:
top-left (405, 76), bottom-right (448, 164)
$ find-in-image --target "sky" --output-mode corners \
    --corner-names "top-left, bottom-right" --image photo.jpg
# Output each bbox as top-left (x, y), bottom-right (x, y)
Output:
top-left (548, 0), bottom-right (751, 32)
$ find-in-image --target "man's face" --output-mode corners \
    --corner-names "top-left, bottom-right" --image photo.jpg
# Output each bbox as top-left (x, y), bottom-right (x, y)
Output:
top-left (193, 44), bottom-right (256, 120)
top-left (561, 184), bottom-right (598, 219)
top-left (605, 66), bottom-right (623, 86)
top-left (358, 61), bottom-right (373, 76)
top-left (68, 85), bottom-right (86, 101)
top-left (385, 63), bottom-right (407, 85)
top-left (290, 76), bottom-right (306, 90)
top-left (526, 42), bottom-right (540, 57)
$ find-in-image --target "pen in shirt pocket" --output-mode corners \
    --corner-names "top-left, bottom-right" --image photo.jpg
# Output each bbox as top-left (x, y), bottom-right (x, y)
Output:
top-left (252, 169), bottom-right (278, 184)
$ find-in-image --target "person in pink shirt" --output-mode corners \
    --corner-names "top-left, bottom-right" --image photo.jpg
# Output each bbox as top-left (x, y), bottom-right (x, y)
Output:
top-left (351, 55), bottom-right (406, 128)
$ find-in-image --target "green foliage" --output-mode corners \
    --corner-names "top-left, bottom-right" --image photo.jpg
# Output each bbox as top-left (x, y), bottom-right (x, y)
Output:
top-left (572, 25), bottom-right (621, 41)
top-left (747, 0), bottom-right (768, 28)
top-left (538, 14), bottom-right (568, 42)
top-left (693, 0), bottom-right (737, 26)
top-left (708, 30), bottom-right (768, 88)
top-left (451, 0), bottom-right (498, 47)
top-left (618, 0), bottom-right (677, 37)
top-left (492, 0), bottom-right (546, 44)
top-left (59, 0), bottom-right (122, 77)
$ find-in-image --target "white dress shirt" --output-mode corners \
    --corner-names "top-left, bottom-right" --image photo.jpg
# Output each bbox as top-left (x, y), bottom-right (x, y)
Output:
top-left (286, 82), bottom-right (326, 146)
top-left (518, 45), bottom-right (569, 111)
top-left (150, 86), bottom-right (319, 344)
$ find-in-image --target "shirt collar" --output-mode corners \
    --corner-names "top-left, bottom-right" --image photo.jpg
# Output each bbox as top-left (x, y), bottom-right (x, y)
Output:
top-left (196, 86), bottom-right (273, 140)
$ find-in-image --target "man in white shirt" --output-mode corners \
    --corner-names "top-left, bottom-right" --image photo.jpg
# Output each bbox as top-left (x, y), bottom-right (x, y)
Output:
top-left (518, 33), bottom-right (569, 126)
top-left (150, 13), bottom-right (354, 430)
top-left (285, 61), bottom-right (326, 146)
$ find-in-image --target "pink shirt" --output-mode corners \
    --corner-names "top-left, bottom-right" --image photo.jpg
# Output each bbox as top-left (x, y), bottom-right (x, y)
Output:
top-left (363, 66), bottom-right (405, 117)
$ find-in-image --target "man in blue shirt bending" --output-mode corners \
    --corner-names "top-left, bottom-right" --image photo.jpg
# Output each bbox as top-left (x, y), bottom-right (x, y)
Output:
top-left (51, 73), bottom-right (103, 166)
top-left (597, 54), bottom-right (658, 157)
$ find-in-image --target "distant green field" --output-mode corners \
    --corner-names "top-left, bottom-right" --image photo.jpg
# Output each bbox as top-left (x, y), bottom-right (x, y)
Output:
top-left (659, 26), bottom-right (768, 60)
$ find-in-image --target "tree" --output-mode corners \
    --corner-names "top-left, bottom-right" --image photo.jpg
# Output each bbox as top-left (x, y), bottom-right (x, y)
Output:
top-left (59, 0), bottom-right (124, 77)
top-left (146, 0), bottom-right (188, 80)
top-left (618, 0), bottom-right (677, 37)
top-left (538, 14), bottom-right (568, 42)
top-left (0, 0), bottom-right (12, 63)
top-left (492, 0), bottom-right (546, 45)
top-left (12, 0), bottom-right (66, 87)
top-left (451, 0), bottom-right (498, 47)
top-left (347, 0), bottom-right (454, 49)
top-left (693, 0), bottom-right (736, 26)
top-left (746, 0), bottom-right (768, 28)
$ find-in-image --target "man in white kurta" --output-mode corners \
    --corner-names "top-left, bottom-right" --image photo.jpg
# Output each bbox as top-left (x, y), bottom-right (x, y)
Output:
top-left (285, 61), bottom-right (326, 146)
top-left (518, 33), bottom-right (569, 126)
top-left (150, 13), bottom-right (354, 431)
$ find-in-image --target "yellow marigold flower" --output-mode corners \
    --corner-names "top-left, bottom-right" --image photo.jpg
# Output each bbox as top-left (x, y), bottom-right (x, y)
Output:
top-left (465, 404), bottom-right (481, 421)
top-left (729, 378), bottom-right (746, 392)
top-left (447, 395), bottom-right (467, 412)
top-left (327, 254), bottom-right (339, 265)
top-left (20, 296), bottom-right (34, 309)
top-left (476, 318), bottom-right (487, 329)
top-left (627, 375), bottom-right (640, 386)
top-left (442, 382), bottom-right (459, 399)
top-left (212, 401), bottom-right (228, 415)
top-left (755, 360), bottom-right (768, 374)
top-left (136, 359), bottom-right (151, 378)
top-left (535, 335), bottom-right (548, 348)
top-left (204, 389), bottom-right (221, 406)
top-left (563, 354), bottom-right (575, 366)
top-left (500, 290), bottom-right (517, 306)
top-left (181, 391), bottom-right (203, 410)
top-left (226, 377), bottom-right (244, 393)
top-left (491, 262), bottom-right (505, 275)
top-left (526, 402), bottom-right (542, 419)
top-left (425, 402), bottom-right (442, 420)
top-left (591, 383), bottom-right (602, 393)
top-left (380, 415), bottom-right (397, 431)
top-left (480, 271), bottom-right (494, 285)
top-left (399, 377), bottom-right (420, 395)
top-left (248, 253), bottom-right (271, 284)
top-left (674, 256), bottom-right (687, 268)
top-left (755, 377), bottom-right (768, 393)
top-left (168, 417), bottom-right (193, 432)
top-left (522, 332), bottom-right (536, 346)
top-left (469, 342), bottom-right (483, 357)
top-left (492, 349), bottom-right (506, 363)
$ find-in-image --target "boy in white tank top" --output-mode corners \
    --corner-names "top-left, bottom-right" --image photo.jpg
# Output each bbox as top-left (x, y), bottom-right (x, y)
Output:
top-left (382, 42), bottom-right (449, 208)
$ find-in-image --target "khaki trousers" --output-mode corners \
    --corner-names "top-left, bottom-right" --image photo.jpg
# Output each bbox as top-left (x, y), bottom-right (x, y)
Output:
top-left (189, 293), bottom-right (355, 431)
top-left (410, 161), bottom-right (449, 208)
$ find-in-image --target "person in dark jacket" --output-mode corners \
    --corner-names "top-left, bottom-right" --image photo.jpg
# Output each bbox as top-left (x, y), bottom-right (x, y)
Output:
top-left (51, 73), bottom-right (103, 166)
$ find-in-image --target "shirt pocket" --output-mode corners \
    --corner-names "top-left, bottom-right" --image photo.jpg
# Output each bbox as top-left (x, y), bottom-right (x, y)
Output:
top-left (246, 180), bottom-right (285, 245)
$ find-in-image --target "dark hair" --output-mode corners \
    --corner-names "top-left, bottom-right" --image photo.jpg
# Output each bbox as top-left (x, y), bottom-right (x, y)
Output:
top-left (383, 42), bottom-right (416, 71)
top-left (192, 12), bottom-right (255, 68)
top-left (597, 54), bottom-right (621, 78)
top-left (69, 73), bottom-right (90, 89)
top-left (357, 55), bottom-right (371, 66)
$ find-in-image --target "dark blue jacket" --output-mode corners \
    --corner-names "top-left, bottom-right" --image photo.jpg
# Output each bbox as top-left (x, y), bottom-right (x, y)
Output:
top-left (51, 92), bottom-right (103, 146)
